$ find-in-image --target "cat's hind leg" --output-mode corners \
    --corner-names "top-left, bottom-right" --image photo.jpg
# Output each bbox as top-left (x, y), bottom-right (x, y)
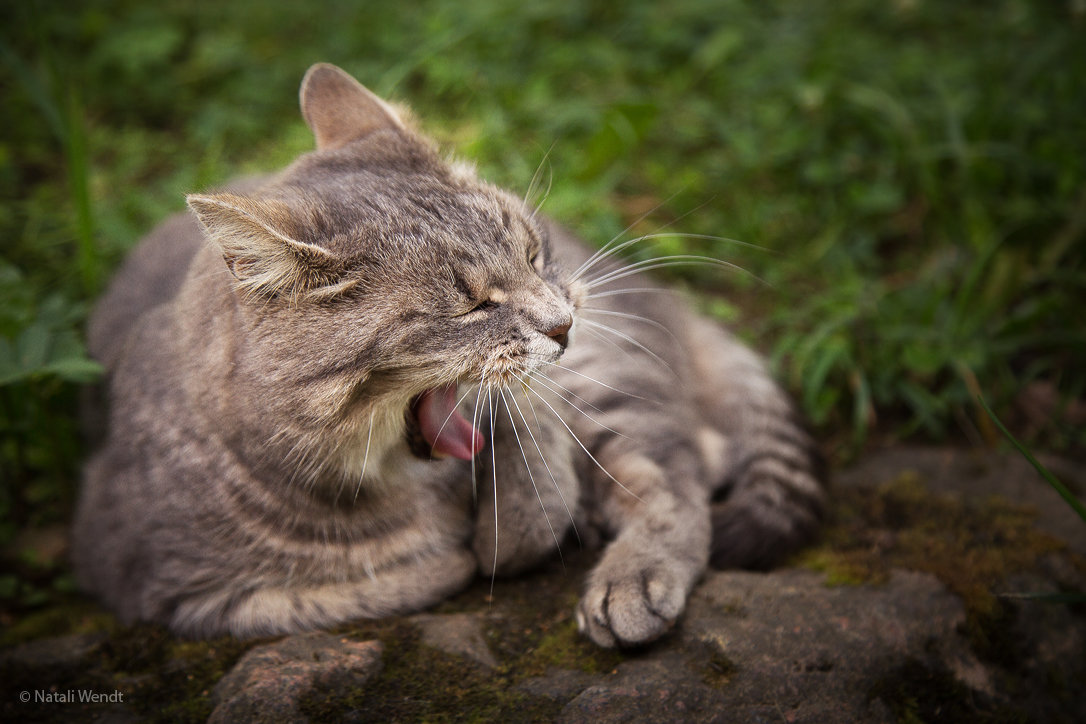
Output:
top-left (686, 318), bottom-right (827, 570)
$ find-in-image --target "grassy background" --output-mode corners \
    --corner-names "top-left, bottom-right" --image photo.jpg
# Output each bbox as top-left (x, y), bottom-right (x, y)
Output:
top-left (1, 1), bottom-right (1084, 609)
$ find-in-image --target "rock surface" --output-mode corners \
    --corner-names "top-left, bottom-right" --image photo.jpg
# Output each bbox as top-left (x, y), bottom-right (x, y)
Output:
top-left (207, 633), bottom-right (383, 723)
top-left (2, 445), bottom-right (1084, 722)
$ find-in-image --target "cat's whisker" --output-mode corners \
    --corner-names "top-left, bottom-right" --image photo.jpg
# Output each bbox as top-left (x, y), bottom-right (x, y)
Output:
top-left (583, 254), bottom-right (750, 290)
top-left (521, 383), bottom-right (644, 504)
top-left (517, 361), bottom-right (608, 414)
top-left (470, 382), bottom-right (485, 504)
top-left (486, 384), bottom-right (499, 600)
top-left (509, 379), bottom-right (581, 548)
top-left (577, 308), bottom-right (677, 360)
top-left (569, 233), bottom-right (673, 284)
top-left (578, 322), bottom-right (673, 375)
top-left (578, 325), bottom-right (637, 364)
top-left (520, 369), bottom-right (631, 440)
top-left (566, 190), bottom-right (690, 283)
top-left (498, 387), bottom-right (567, 566)
top-left (580, 306), bottom-right (679, 342)
top-left (573, 231), bottom-right (764, 285)
top-left (429, 384), bottom-right (479, 461)
top-left (352, 410), bottom-right (375, 503)
top-left (578, 318), bottom-right (676, 376)
top-left (584, 287), bottom-right (672, 301)
top-left (524, 353), bottom-right (653, 402)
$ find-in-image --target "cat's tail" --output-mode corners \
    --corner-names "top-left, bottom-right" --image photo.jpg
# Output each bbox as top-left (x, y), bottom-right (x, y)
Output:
top-left (707, 411), bottom-right (827, 570)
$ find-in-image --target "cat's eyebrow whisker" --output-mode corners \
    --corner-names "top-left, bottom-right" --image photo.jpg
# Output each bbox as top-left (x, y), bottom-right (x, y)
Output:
top-left (521, 384), bottom-right (644, 504)
top-left (498, 387), bottom-right (567, 566)
top-left (578, 319), bottom-right (676, 376)
top-left (531, 166), bottom-right (553, 219)
top-left (523, 140), bottom-right (557, 215)
top-left (583, 255), bottom-right (751, 290)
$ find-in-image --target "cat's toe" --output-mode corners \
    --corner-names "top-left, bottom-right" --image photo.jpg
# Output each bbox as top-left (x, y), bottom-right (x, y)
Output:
top-left (575, 567), bottom-right (685, 648)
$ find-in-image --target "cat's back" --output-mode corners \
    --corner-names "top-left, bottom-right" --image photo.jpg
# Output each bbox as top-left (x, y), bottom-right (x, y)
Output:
top-left (87, 211), bottom-right (205, 369)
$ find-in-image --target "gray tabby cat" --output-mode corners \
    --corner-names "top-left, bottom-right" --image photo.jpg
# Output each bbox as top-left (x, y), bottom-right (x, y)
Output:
top-left (73, 64), bottom-right (825, 647)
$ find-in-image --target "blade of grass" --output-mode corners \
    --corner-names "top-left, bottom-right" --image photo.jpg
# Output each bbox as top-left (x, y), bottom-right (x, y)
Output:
top-left (64, 86), bottom-right (100, 294)
top-left (998, 591), bottom-right (1086, 604)
top-left (977, 394), bottom-right (1086, 524)
top-left (1, 39), bottom-right (99, 293)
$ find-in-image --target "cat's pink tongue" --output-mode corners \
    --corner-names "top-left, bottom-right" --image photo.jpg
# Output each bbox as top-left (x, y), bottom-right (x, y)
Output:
top-left (415, 384), bottom-right (484, 460)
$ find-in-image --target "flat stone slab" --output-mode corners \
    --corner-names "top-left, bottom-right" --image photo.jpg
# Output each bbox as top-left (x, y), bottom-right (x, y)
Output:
top-left (208, 633), bottom-right (383, 724)
top-left (2, 446), bottom-right (1083, 722)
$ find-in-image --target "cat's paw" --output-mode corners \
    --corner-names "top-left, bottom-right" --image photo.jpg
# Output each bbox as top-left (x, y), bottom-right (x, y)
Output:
top-left (575, 561), bottom-right (687, 648)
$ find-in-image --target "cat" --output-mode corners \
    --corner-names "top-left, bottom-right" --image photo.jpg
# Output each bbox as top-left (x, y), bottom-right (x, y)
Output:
top-left (72, 63), bottom-right (825, 648)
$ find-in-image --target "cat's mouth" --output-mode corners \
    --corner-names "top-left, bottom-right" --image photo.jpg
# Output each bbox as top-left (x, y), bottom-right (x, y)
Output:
top-left (405, 383), bottom-right (485, 461)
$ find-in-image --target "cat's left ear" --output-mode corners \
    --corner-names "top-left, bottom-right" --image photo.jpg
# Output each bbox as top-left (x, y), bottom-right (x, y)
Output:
top-left (187, 192), bottom-right (353, 302)
top-left (300, 63), bottom-right (405, 150)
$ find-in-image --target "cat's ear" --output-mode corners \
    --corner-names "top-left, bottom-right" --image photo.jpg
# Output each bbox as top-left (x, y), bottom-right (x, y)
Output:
top-left (187, 192), bottom-right (352, 302)
top-left (299, 63), bottom-right (405, 150)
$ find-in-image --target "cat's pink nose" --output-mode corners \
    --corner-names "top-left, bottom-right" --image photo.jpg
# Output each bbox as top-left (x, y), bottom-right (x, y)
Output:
top-left (545, 317), bottom-right (572, 348)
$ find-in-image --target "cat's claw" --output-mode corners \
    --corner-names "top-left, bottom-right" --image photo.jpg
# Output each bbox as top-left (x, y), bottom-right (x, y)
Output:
top-left (575, 566), bottom-right (686, 648)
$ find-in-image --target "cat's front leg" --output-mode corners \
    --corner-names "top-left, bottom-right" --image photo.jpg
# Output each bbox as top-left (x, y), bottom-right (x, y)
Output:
top-left (472, 387), bottom-right (580, 576)
top-left (575, 445), bottom-right (711, 648)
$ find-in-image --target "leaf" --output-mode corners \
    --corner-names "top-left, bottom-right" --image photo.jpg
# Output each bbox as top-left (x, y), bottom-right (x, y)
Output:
top-left (42, 357), bottom-right (104, 383)
top-left (15, 321), bottom-right (52, 372)
top-left (0, 322), bottom-right (102, 386)
top-left (902, 343), bottom-right (945, 378)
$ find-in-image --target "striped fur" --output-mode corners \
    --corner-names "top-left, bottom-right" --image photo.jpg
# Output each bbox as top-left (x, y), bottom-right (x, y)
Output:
top-left (73, 64), bottom-right (825, 646)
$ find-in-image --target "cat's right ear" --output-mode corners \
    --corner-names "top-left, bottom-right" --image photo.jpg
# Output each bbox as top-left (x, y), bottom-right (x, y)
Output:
top-left (187, 192), bottom-right (353, 303)
top-left (300, 63), bottom-right (405, 150)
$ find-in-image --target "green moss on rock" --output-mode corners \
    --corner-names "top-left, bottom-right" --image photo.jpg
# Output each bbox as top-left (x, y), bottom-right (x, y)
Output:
top-left (798, 473), bottom-right (1066, 618)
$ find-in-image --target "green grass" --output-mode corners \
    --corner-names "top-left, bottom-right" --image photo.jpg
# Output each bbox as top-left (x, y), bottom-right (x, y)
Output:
top-left (1, 0), bottom-right (1084, 609)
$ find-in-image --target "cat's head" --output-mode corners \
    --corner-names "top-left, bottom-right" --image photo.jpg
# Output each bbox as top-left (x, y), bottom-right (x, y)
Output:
top-left (187, 64), bottom-right (580, 465)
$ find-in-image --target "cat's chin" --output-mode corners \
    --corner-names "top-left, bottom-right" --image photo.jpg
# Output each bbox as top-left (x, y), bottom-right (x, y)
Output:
top-left (404, 383), bottom-right (484, 462)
